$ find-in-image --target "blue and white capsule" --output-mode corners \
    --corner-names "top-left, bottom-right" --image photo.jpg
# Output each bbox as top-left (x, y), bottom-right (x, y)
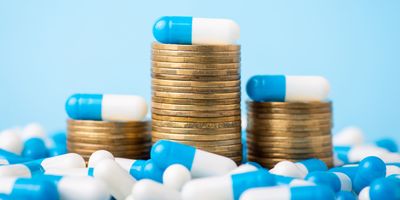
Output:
top-left (305, 171), bottom-right (352, 192)
top-left (270, 158), bottom-right (328, 179)
top-left (239, 185), bottom-right (335, 200)
top-left (229, 162), bottom-right (262, 175)
top-left (246, 75), bottom-right (330, 102)
top-left (0, 177), bottom-right (58, 200)
top-left (359, 175), bottom-right (400, 200)
top-left (181, 169), bottom-right (275, 200)
top-left (153, 16), bottom-right (240, 45)
top-left (66, 94), bottom-right (147, 122)
top-left (115, 158), bottom-right (164, 182)
top-left (151, 140), bottom-right (237, 178)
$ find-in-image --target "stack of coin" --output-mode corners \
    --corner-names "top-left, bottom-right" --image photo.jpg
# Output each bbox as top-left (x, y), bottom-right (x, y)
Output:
top-left (246, 101), bottom-right (333, 168)
top-left (151, 42), bottom-right (242, 163)
top-left (67, 119), bottom-right (151, 161)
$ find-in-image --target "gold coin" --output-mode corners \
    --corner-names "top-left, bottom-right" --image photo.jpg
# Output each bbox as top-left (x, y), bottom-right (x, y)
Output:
top-left (152, 108), bottom-right (240, 118)
top-left (247, 152), bottom-right (333, 159)
top-left (151, 119), bottom-right (241, 129)
top-left (246, 134), bottom-right (332, 142)
top-left (153, 91), bottom-right (240, 100)
top-left (152, 85), bottom-right (240, 94)
top-left (152, 42), bottom-right (240, 52)
top-left (152, 78), bottom-right (240, 88)
top-left (67, 130), bottom-right (150, 137)
top-left (67, 126), bottom-right (149, 133)
top-left (152, 96), bottom-right (240, 105)
top-left (152, 113), bottom-right (241, 123)
top-left (67, 140), bottom-right (150, 148)
top-left (152, 55), bottom-right (240, 63)
top-left (247, 157), bottom-right (333, 168)
top-left (152, 67), bottom-right (240, 76)
top-left (247, 119), bottom-right (332, 127)
top-left (246, 145), bottom-right (332, 154)
top-left (247, 113), bottom-right (332, 120)
top-left (247, 107), bottom-right (332, 114)
top-left (152, 126), bottom-right (240, 135)
top-left (67, 135), bottom-right (150, 144)
top-left (245, 129), bottom-right (331, 136)
top-left (246, 125), bottom-right (331, 132)
top-left (69, 149), bottom-right (150, 157)
top-left (152, 131), bottom-right (240, 141)
top-left (152, 61), bottom-right (240, 70)
top-left (246, 142), bottom-right (332, 149)
top-left (67, 120), bottom-right (149, 127)
top-left (211, 151), bottom-right (242, 157)
top-left (152, 49), bottom-right (240, 57)
top-left (194, 144), bottom-right (242, 152)
top-left (247, 155), bottom-right (333, 164)
top-left (151, 102), bottom-right (240, 111)
top-left (246, 101), bottom-right (332, 109)
top-left (151, 137), bottom-right (241, 146)
top-left (152, 73), bottom-right (240, 81)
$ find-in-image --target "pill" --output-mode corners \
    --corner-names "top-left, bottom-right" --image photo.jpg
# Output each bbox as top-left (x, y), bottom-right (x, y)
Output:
top-left (151, 140), bottom-right (237, 178)
top-left (22, 137), bottom-right (49, 159)
top-left (66, 93), bottom-right (147, 122)
top-left (115, 158), bottom-right (164, 182)
top-left (153, 16), bottom-right (240, 45)
top-left (45, 168), bottom-right (94, 177)
top-left (333, 126), bottom-right (364, 146)
top-left (367, 175), bottom-right (400, 200)
top-left (0, 177), bottom-right (58, 200)
top-left (0, 153), bottom-right (85, 177)
top-left (353, 156), bottom-right (386, 193)
top-left (181, 169), bottom-right (275, 200)
top-left (229, 162), bottom-right (262, 175)
top-left (0, 149), bottom-right (31, 164)
top-left (336, 191), bottom-right (357, 200)
top-left (93, 159), bottom-right (136, 200)
top-left (375, 138), bottom-right (398, 153)
top-left (334, 145), bottom-right (390, 164)
top-left (274, 175), bottom-right (315, 186)
top-left (239, 185), bottom-right (335, 200)
top-left (305, 171), bottom-right (352, 192)
top-left (270, 159), bottom-right (327, 179)
top-left (132, 179), bottom-right (182, 200)
top-left (38, 175), bottom-right (110, 200)
top-left (0, 129), bottom-right (23, 155)
top-left (246, 75), bottom-right (330, 102)
top-left (163, 164), bottom-right (191, 191)
top-left (88, 150), bottom-right (114, 168)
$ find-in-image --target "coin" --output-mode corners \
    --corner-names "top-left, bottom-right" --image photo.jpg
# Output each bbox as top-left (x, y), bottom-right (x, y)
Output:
top-left (151, 102), bottom-right (240, 112)
top-left (152, 85), bottom-right (239, 94)
top-left (152, 96), bottom-right (240, 105)
top-left (246, 101), bottom-right (332, 109)
top-left (67, 130), bottom-right (150, 138)
top-left (152, 131), bottom-right (240, 141)
top-left (247, 107), bottom-right (332, 114)
top-left (247, 113), bottom-right (332, 120)
top-left (152, 113), bottom-right (241, 123)
top-left (152, 127), bottom-right (240, 135)
top-left (194, 144), bottom-right (242, 152)
top-left (152, 55), bottom-right (240, 63)
top-left (151, 137), bottom-right (241, 146)
top-left (67, 126), bottom-right (149, 133)
top-left (246, 125), bottom-right (331, 132)
top-left (152, 67), bottom-right (240, 76)
top-left (153, 91), bottom-right (240, 100)
top-left (152, 49), bottom-right (240, 57)
top-left (246, 133), bottom-right (331, 141)
top-left (151, 120), bottom-right (241, 129)
top-left (246, 145), bottom-right (333, 154)
top-left (246, 152), bottom-right (333, 159)
top-left (152, 61), bottom-right (240, 70)
top-left (245, 130), bottom-right (331, 137)
top-left (152, 79), bottom-right (240, 88)
top-left (152, 73), bottom-right (240, 81)
top-left (247, 118), bottom-right (331, 126)
top-left (67, 120), bottom-right (149, 127)
top-left (247, 157), bottom-right (333, 168)
top-left (152, 42), bottom-right (240, 52)
top-left (152, 108), bottom-right (240, 118)
top-left (67, 136), bottom-right (150, 144)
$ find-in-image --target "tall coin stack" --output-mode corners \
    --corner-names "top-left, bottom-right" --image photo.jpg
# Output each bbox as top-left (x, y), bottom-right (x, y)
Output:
top-left (246, 101), bottom-right (333, 168)
top-left (67, 119), bottom-right (151, 161)
top-left (151, 42), bottom-right (242, 163)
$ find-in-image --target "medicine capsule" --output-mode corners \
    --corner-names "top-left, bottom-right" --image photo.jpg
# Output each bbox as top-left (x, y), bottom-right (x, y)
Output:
top-left (360, 175), bottom-right (400, 200)
top-left (333, 126), bottom-right (364, 146)
top-left (132, 179), bottom-right (182, 200)
top-left (270, 159), bottom-right (328, 179)
top-left (153, 16), bottom-right (240, 45)
top-left (353, 156), bottom-right (386, 193)
top-left (229, 162), bottom-right (262, 175)
top-left (88, 150), bottom-right (114, 168)
top-left (0, 149), bottom-right (31, 164)
top-left (0, 129), bottom-right (23, 155)
top-left (336, 191), bottom-right (357, 200)
top-left (151, 140), bottom-right (237, 178)
top-left (0, 177), bottom-right (58, 200)
top-left (246, 75), bottom-right (330, 102)
top-left (305, 171), bottom-right (352, 192)
top-left (163, 164), bottom-right (191, 191)
top-left (181, 169), bottom-right (275, 200)
top-left (334, 145), bottom-right (391, 164)
top-left (45, 168), bottom-right (94, 177)
top-left (115, 158), bottom-right (164, 182)
top-left (239, 185), bottom-right (335, 200)
top-left (65, 94), bottom-right (147, 122)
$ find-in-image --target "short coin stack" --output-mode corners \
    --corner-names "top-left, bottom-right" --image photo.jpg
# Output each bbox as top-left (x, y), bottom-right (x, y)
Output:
top-left (67, 119), bottom-right (151, 161)
top-left (246, 101), bottom-right (333, 168)
top-left (151, 42), bottom-right (242, 163)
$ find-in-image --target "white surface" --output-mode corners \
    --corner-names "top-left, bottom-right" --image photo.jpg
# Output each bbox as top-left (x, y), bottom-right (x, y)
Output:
top-left (240, 186), bottom-right (291, 200)
top-left (289, 179), bottom-right (315, 186)
top-left (359, 187), bottom-right (371, 200)
top-left (270, 161), bottom-right (306, 179)
top-left (0, 164), bottom-right (31, 178)
top-left (163, 164), bottom-right (191, 191)
top-left (191, 149), bottom-right (237, 178)
top-left (93, 159), bottom-right (136, 200)
top-left (44, 168), bottom-right (91, 176)
top-left (0, 177), bottom-right (17, 194)
top-left (192, 18), bottom-right (240, 45)
top-left (58, 176), bottom-right (110, 200)
top-left (41, 153), bottom-right (85, 170)
top-left (115, 158), bottom-right (136, 172)
top-left (181, 176), bottom-right (233, 200)
top-left (102, 94), bottom-right (147, 122)
top-left (347, 145), bottom-right (389, 162)
top-left (228, 164), bottom-right (258, 175)
top-left (132, 179), bottom-right (182, 200)
top-left (285, 76), bottom-right (330, 102)
top-left (0, 129), bottom-right (23, 154)
top-left (333, 172), bottom-right (352, 191)
top-left (88, 150), bottom-right (114, 168)
top-left (333, 126), bottom-right (364, 146)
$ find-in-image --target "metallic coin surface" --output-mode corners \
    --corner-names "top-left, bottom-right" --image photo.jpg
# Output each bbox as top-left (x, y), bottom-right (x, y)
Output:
top-left (152, 42), bottom-right (240, 52)
top-left (152, 85), bottom-right (240, 94)
top-left (152, 108), bottom-right (241, 118)
top-left (152, 96), bottom-right (240, 105)
top-left (152, 49), bottom-right (240, 57)
top-left (152, 91), bottom-right (240, 100)
top-left (151, 120), bottom-right (241, 129)
top-left (152, 61), bottom-right (240, 70)
top-left (152, 79), bottom-right (240, 88)
top-left (152, 73), bottom-right (240, 81)
top-left (151, 113), bottom-right (241, 123)
top-left (151, 102), bottom-right (240, 111)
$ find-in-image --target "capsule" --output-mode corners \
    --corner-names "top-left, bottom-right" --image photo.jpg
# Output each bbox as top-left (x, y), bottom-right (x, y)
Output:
top-left (229, 162), bottom-right (262, 175)
top-left (37, 175), bottom-right (110, 200)
top-left (21, 123), bottom-right (49, 159)
top-left (270, 159), bottom-right (328, 179)
top-left (65, 94), bottom-right (147, 122)
top-left (0, 177), bottom-right (58, 200)
top-left (47, 131), bottom-right (67, 157)
top-left (151, 140), bottom-right (237, 178)
top-left (274, 175), bottom-right (315, 186)
top-left (375, 138), bottom-right (398, 153)
top-left (336, 191), bottom-right (357, 200)
top-left (353, 156), bottom-right (386, 193)
top-left (0, 129), bottom-right (23, 155)
top-left (88, 150), bottom-right (114, 168)
top-left (360, 175), bottom-right (400, 200)
top-left (333, 126), bottom-right (364, 146)
top-left (163, 164), bottom-right (191, 191)
top-left (239, 185), bottom-right (335, 200)
top-left (153, 16), bottom-right (240, 45)
top-left (246, 75), bottom-right (330, 102)
top-left (0, 149), bottom-right (31, 164)
top-left (181, 169), bottom-right (275, 200)
top-left (132, 179), bottom-right (182, 200)
top-left (45, 168), bottom-right (94, 177)
top-left (334, 145), bottom-right (394, 164)
top-left (115, 158), bottom-right (164, 182)
top-left (305, 171), bottom-right (352, 192)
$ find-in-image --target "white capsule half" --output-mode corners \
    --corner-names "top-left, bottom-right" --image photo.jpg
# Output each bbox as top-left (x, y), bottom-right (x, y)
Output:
top-left (88, 150), bottom-right (114, 168)
top-left (0, 129), bottom-right (23, 155)
top-left (132, 179), bottom-right (182, 200)
top-left (163, 164), bottom-right (191, 191)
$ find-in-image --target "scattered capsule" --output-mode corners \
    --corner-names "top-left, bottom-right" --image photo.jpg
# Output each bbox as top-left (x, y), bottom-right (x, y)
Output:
top-left (22, 137), bottom-right (48, 159)
top-left (333, 126), bottom-right (364, 146)
top-left (0, 149), bottom-right (31, 164)
top-left (0, 177), bottom-right (58, 200)
top-left (115, 158), bottom-right (164, 182)
top-left (37, 175), bottom-right (110, 200)
top-left (93, 159), bottom-right (136, 200)
top-left (334, 145), bottom-right (391, 164)
top-left (375, 138), bottom-right (398, 153)
top-left (132, 179), bottom-right (182, 200)
top-left (153, 16), bottom-right (240, 45)
top-left (181, 169), bottom-right (275, 200)
top-left (151, 140), bottom-right (237, 178)
top-left (229, 162), bottom-right (262, 175)
top-left (47, 131), bottom-right (67, 157)
top-left (246, 75), bottom-right (330, 102)
top-left (88, 150), bottom-right (114, 168)
top-left (270, 159), bottom-right (328, 179)
top-left (274, 175), bottom-right (315, 186)
top-left (163, 164), bottom-right (191, 191)
top-left (239, 185), bottom-right (335, 200)
top-left (353, 156), bottom-right (386, 193)
top-left (305, 171), bottom-right (352, 192)
top-left (0, 129), bottom-right (23, 155)
top-left (335, 191), bottom-right (357, 200)
top-left (66, 94), bottom-right (147, 122)
top-left (365, 175), bottom-right (400, 200)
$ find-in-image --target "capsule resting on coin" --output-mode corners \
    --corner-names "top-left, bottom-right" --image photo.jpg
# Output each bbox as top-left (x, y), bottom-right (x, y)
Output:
top-left (246, 75), bottom-right (330, 102)
top-left (66, 94), bottom-right (147, 122)
top-left (153, 16), bottom-right (240, 45)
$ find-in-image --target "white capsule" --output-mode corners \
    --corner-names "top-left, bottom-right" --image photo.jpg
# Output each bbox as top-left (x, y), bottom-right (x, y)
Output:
top-left (132, 179), bottom-right (182, 200)
top-left (0, 129), bottom-right (23, 155)
top-left (41, 153), bottom-right (86, 170)
top-left (45, 168), bottom-right (93, 177)
top-left (93, 159), bottom-right (136, 200)
top-left (22, 123), bottom-right (46, 140)
top-left (333, 126), bottom-right (364, 146)
top-left (269, 161), bottom-right (306, 179)
top-left (228, 163), bottom-right (261, 175)
top-left (88, 150), bottom-right (114, 168)
top-left (163, 164), bottom-right (191, 191)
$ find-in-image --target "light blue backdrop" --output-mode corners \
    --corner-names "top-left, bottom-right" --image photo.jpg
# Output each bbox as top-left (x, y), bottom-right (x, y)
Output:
top-left (1, 1), bottom-right (399, 143)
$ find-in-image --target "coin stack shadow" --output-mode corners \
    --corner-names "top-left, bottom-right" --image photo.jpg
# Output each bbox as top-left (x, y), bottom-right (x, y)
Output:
top-left (246, 101), bottom-right (333, 168)
top-left (151, 42), bottom-right (242, 163)
top-left (67, 119), bottom-right (151, 161)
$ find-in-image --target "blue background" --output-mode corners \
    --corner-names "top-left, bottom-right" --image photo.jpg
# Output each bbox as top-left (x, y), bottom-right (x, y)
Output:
top-left (1, 1), bottom-right (399, 143)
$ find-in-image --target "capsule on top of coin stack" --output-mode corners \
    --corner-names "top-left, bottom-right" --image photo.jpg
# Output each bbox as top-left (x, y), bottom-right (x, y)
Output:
top-left (151, 16), bottom-right (242, 163)
top-left (65, 93), bottom-right (151, 161)
top-left (245, 75), bottom-right (333, 168)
